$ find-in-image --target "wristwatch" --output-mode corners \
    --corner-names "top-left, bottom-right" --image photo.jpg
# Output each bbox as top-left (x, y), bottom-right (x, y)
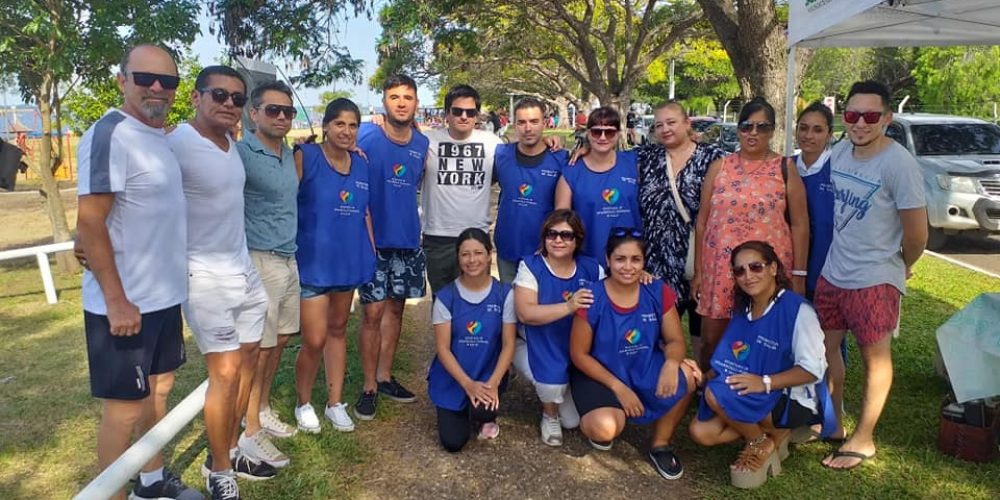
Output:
top-left (762, 374), bottom-right (772, 394)
top-left (791, 269), bottom-right (807, 277)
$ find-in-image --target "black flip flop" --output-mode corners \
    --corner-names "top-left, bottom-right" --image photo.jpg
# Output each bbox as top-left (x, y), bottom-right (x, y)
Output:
top-left (822, 436), bottom-right (847, 445)
top-left (823, 449), bottom-right (876, 471)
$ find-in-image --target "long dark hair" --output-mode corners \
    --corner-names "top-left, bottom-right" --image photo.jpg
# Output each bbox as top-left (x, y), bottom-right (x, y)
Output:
top-left (730, 240), bottom-right (792, 311)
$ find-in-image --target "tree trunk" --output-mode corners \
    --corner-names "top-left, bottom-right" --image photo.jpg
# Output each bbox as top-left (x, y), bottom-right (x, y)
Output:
top-left (53, 89), bottom-right (64, 162)
top-left (35, 74), bottom-right (78, 274)
top-left (554, 96), bottom-right (570, 129)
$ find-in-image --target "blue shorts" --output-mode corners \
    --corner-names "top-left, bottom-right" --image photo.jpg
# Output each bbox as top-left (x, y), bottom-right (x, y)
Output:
top-left (300, 283), bottom-right (356, 299)
top-left (358, 248), bottom-right (427, 304)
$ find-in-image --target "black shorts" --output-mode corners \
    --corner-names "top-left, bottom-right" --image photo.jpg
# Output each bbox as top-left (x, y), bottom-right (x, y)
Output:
top-left (570, 368), bottom-right (623, 417)
top-left (84, 304), bottom-right (186, 400)
top-left (771, 394), bottom-right (818, 429)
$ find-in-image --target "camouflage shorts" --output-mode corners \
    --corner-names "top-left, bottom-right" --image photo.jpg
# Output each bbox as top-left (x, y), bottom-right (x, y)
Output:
top-left (358, 248), bottom-right (428, 304)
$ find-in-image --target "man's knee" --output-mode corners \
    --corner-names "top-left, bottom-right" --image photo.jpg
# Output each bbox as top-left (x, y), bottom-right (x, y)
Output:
top-left (102, 399), bottom-right (145, 428)
top-left (148, 372), bottom-right (175, 398)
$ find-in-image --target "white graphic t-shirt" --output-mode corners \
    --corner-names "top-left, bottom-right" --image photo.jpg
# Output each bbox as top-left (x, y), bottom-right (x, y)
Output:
top-left (421, 128), bottom-right (503, 237)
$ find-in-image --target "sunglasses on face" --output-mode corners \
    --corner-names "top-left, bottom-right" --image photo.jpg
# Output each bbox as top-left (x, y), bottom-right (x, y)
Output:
top-left (732, 261), bottom-right (769, 278)
top-left (737, 121), bottom-right (774, 133)
top-left (450, 107), bottom-right (478, 118)
top-left (199, 87), bottom-right (248, 108)
top-left (258, 104), bottom-right (297, 119)
top-left (843, 110), bottom-right (883, 124)
top-left (610, 227), bottom-right (643, 239)
top-left (544, 229), bottom-right (577, 242)
top-left (129, 72), bottom-right (180, 90)
top-left (589, 127), bottom-right (619, 139)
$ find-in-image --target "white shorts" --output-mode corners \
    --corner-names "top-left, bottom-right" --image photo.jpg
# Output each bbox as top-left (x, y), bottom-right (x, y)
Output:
top-left (183, 268), bottom-right (268, 354)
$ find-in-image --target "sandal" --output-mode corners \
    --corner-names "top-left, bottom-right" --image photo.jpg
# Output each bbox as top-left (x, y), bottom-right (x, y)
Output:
top-left (773, 431), bottom-right (790, 461)
top-left (823, 449), bottom-right (875, 471)
top-left (730, 435), bottom-right (781, 489)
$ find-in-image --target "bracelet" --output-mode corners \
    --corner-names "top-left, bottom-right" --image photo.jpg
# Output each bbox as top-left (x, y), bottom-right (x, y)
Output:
top-left (791, 269), bottom-right (807, 277)
top-left (762, 374), bottom-right (772, 394)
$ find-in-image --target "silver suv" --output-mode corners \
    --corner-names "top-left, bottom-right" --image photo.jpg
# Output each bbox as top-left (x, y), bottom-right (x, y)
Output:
top-left (887, 113), bottom-right (1000, 250)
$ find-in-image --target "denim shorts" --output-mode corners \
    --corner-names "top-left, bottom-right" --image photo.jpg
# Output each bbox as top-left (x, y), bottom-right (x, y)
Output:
top-left (300, 283), bottom-right (356, 299)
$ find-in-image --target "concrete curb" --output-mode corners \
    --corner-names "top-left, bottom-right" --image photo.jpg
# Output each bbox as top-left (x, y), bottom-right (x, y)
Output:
top-left (926, 251), bottom-right (1000, 280)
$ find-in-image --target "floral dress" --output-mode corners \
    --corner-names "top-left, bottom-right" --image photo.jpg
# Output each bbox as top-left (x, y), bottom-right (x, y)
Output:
top-left (637, 142), bottom-right (726, 304)
top-left (696, 154), bottom-right (793, 319)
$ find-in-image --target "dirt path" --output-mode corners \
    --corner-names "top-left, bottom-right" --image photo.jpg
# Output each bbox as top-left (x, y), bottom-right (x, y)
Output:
top-left (351, 296), bottom-right (698, 500)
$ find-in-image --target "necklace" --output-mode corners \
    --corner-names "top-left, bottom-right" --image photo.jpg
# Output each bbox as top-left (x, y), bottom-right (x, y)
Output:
top-left (320, 142), bottom-right (351, 175)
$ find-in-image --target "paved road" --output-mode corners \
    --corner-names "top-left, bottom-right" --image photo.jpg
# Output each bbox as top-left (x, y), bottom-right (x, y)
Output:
top-left (934, 233), bottom-right (1000, 276)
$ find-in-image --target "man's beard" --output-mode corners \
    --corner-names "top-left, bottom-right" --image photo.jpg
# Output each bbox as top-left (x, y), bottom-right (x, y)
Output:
top-left (140, 100), bottom-right (169, 122)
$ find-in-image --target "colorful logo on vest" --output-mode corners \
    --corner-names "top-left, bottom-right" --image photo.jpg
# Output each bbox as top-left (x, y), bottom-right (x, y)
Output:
top-left (518, 183), bottom-right (533, 197)
top-left (466, 320), bottom-right (482, 335)
top-left (561, 290), bottom-right (573, 302)
top-left (731, 341), bottom-right (750, 361)
top-left (339, 190), bottom-right (353, 203)
top-left (392, 164), bottom-right (406, 177)
top-left (624, 328), bottom-right (641, 345)
top-left (601, 188), bottom-right (620, 205)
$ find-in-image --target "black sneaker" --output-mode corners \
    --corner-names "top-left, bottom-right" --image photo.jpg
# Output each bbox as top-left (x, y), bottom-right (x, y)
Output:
top-left (206, 472), bottom-right (240, 500)
top-left (354, 390), bottom-right (378, 420)
top-left (377, 376), bottom-right (417, 403)
top-left (649, 445), bottom-right (684, 480)
top-left (201, 454), bottom-right (276, 481)
top-left (131, 469), bottom-right (204, 500)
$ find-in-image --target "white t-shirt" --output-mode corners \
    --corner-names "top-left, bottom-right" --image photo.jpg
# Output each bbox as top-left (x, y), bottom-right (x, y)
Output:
top-left (432, 280), bottom-right (516, 324)
top-left (168, 124), bottom-right (252, 275)
top-left (421, 128), bottom-right (503, 237)
top-left (512, 257), bottom-right (606, 291)
top-left (77, 109), bottom-right (187, 314)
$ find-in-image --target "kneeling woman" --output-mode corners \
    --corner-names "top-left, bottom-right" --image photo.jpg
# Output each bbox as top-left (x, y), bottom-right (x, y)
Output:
top-left (428, 228), bottom-right (517, 452)
top-left (689, 240), bottom-right (831, 489)
top-left (569, 228), bottom-right (698, 480)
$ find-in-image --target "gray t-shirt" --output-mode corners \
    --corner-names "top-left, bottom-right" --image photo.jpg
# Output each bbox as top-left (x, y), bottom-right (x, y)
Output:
top-left (432, 280), bottom-right (516, 324)
top-left (821, 139), bottom-right (925, 293)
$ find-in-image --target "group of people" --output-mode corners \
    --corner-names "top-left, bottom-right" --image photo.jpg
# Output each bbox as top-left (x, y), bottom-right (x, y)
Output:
top-left (76, 42), bottom-right (928, 500)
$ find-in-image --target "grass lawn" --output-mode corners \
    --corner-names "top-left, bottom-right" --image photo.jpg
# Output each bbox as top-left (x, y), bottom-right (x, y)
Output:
top-left (1, 255), bottom-right (997, 499)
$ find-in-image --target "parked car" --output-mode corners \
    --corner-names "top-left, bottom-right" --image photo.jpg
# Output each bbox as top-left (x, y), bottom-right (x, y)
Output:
top-left (633, 114), bottom-right (655, 145)
top-left (689, 116), bottom-right (719, 142)
top-left (887, 113), bottom-right (1000, 249)
top-left (700, 122), bottom-right (739, 153)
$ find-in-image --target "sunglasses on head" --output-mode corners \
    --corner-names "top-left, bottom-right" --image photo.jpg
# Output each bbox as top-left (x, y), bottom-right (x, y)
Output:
top-left (610, 227), bottom-right (643, 239)
top-left (450, 106), bottom-right (478, 118)
top-left (129, 72), bottom-right (180, 90)
top-left (544, 229), bottom-right (576, 242)
top-left (199, 87), bottom-right (248, 108)
top-left (737, 121), bottom-right (774, 133)
top-left (732, 261), bottom-right (769, 278)
top-left (589, 127), bottom-right (619, 139)
top-left (843, 110), bottom-right (883, 124)
top-left (258, 104), bottom-right (297, 119)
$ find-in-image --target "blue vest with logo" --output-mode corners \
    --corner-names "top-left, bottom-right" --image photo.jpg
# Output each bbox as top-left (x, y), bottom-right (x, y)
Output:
top-left (359, 124), bottom-right (429, 249)
top-left (796, 154), bottom-right (835, 293)
top-left (562, 151), bottom-right (641, 258)
top-left (427, 279), bottom-right (511, 411)
top-left (586, 280), bottom-right (687, 424)
top-left (524, 254), bottom-right (602, 384)
top-left (494, 145), bottom-right (566, 262)
top-left (295, 144), bottom-right (375, 288)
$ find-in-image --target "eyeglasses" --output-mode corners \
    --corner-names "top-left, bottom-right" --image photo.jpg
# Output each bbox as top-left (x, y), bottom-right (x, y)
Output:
top-left (129, 72), bottom-right (180, 90)
top-left (610, 227), bottom-right (643, 239)
top-left (589, 127), bottom-right (619, 139)
top-left (258, 104), bottom-right (297, 119)
top-left (199, 88), bottom-right (248, 108)
top-left (450, 107), bottom-right (478, 118)
top-left (544, 229), bottom-right (577, 242)
top-left (732, 261), bottom-right (769, 278)
top-left (843, 110), bottom-right (883, 124)
top-left (737, 121), bottom-right (774, 133)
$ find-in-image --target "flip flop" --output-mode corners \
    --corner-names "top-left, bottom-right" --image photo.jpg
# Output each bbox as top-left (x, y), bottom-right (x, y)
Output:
top-left (823, 449), bottom-right (876, 471)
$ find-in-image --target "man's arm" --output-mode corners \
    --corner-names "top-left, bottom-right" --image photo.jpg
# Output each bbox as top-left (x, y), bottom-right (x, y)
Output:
top-left (78, 193), bottom-right (141, 335)
top-left (899, 207), bottom-right (928, 274)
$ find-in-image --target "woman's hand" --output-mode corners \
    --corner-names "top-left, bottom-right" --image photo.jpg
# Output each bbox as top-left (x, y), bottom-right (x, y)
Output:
top-left (568, 144), bottom-right (590, 165)
top-left (543, 135), bottom-right (564, 152)
top-left (640, 270), bottom-right (656, 285)
top-left (791, 275), bottom-right (806, 296)
top-left (656, 360), bottom-right (681, 398)
top-left (566, 288), bottom-right (595, 312)
top-left (681, 358), bottom-right (703, 387)
top-left (464, 380), bottom-right (498, 409)
top-left (613, 383), bottom-right (645, 418)
top-left (726, 373), bottom-right (766, 396)
top-left (690, 273), bottom-right (702, 302)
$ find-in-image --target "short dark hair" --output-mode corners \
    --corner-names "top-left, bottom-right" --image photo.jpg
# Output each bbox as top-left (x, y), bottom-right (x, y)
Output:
top-left (250, 81), bottom-right (293, 109)
top-left (797, 100), bottom-right (834, 131)
top-left (455, 227), bottom-right (493, 260)
top-left (538, 209), bottom-right (586, 257)
top-left (444, 84), bottom-right (481, 111)
top-left (587, 107), bottom-right (621, 130)
top-left (383, 74), bottom-right (418, 93)
top-left (120, 44), bottom-right (178, 75)
top-left (194, 65), bottom-right (246, 93)
top-left (730, 240), bottom-right (793, 311)
top-left (605, 227), bottom-right (646, 259)
top-left (847, 80), bottom-right (891, 111)
top-left (738, 97), bottom-right (776, 125)
top-left (322, 97), bottom-right (361, 126)
top-left (514, 97), bottom-right (546, 116)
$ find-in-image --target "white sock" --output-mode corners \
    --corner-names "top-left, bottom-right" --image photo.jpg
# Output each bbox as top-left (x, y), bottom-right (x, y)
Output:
top-left (229, 446), bottom-right (239, 460)
top-left (210, 468), bottom-right (235, 478)
top-left (139, 467), bottom-right (163, 486)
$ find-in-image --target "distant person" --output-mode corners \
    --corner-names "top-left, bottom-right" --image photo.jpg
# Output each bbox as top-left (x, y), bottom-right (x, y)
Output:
top-left (626, 110), bottom-right (639, 146)
top-left (0, 136), bottom-right (28, 191)
top-left (76, 44), bottom-right (202, 500)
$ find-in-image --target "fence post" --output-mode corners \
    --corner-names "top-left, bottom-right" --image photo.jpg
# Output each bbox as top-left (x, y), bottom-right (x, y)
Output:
top-left (36, 251), bottom-right (57, 304)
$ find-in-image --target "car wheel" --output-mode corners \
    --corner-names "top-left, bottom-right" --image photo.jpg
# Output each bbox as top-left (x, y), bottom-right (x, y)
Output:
top-left (927, 224), bottom-right (948, 251)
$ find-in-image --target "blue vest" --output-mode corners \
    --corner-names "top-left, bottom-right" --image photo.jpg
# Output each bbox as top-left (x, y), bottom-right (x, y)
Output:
top-left (797, 155), bottom-right (835, 293)
top-left (586, 280), bottom-right (688, 424)
top-left (427, 279), bottom-right (511, 411)
top-left (494, 145), bottom-right (566, 261)
top-left (523, 254), bottom-right (602, 384)
top-left (359, 124), bottom-right (429, 249)
top-left (295, 144), bottom-right (375, 288)
top-left (562, 151), bottom-right (641, 258)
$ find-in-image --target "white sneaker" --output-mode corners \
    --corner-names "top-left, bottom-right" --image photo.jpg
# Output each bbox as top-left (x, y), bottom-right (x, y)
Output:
top-left (238, 431), bottom-right (290, 468)
top-left (260, 407), bottom-right (297, 438)
top-left (324, 402), bottom-right (355, 432)
top-left (295, 403), bottom-right (321, 434)
top-left (540, 413), bottom-right (563, 446)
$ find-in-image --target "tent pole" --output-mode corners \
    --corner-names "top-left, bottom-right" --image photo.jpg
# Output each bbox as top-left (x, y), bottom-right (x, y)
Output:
top-left (784, 44), bottom-right (797, 155)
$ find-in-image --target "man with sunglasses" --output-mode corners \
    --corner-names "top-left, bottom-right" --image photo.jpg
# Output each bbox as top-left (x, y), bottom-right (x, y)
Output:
top-left (169, 66), bottom-right (275, 499)
top-left (235, 80), bottom-right (300, 469)
top-left (76, 43), bottom-right (202, 500)
top-left (814, 80), bottom-right (928, 471)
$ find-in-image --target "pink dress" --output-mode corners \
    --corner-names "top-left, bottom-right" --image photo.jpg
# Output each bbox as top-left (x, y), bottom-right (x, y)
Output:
top-left (696, 154), bottom-right (793, 319)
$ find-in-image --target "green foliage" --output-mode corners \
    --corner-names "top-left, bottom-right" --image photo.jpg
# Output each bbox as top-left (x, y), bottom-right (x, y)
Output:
top-left (635, 37), bottom-right (739, 108)
top-left (799, 48), bottom-right (874, 104)
top-left (313, 89), bottom-right (356, 114)
top-left (912, 46), bottom-right (1000, 119)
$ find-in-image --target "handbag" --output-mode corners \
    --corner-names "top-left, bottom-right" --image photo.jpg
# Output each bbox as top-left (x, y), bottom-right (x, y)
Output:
top-left (665, 150), bottom-right (696, 280)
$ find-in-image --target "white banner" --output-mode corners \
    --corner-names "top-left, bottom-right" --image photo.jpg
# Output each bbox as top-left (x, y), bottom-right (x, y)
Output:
top-left (788, 0), bottom-right (882, 46)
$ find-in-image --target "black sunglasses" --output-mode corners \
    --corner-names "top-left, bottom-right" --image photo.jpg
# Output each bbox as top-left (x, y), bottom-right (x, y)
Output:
top-left (259, 104), bottom-right (297, 119)
top-left (450, 106), bottom-right (478, 118)
top-left (610, 227), bottom-right (644, 239)
top-left (129, 72), bottom-right (180, 90)
top-left (544, 229), bottom-right (577, 242)
top-left (732, 261), bottom-right (769, 278)
top-left (199, 87), bottom-right (248, 108)
top-left (737, 121), bottom-right (774, 133)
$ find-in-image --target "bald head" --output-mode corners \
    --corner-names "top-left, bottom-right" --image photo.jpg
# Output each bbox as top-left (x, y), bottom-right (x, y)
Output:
top-left (120, 44), bottom-right (178, 77)
top-left (117, 44), bottom-right (179, 128)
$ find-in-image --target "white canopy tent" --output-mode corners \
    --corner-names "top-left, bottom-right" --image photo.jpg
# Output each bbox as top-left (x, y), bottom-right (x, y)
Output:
top-left (783, 0), bottom-right (1000, 152)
